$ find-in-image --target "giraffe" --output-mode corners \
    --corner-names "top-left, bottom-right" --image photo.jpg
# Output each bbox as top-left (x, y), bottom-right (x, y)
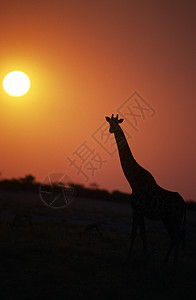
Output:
top-left (105, 114), bottom-right (186, 265)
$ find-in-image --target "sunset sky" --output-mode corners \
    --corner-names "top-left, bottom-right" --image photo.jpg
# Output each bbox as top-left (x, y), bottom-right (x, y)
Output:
top-left (0, 0), bottom-right (195, 200)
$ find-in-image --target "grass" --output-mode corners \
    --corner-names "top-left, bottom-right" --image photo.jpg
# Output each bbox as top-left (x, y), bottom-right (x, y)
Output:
top-left (0, 218), bottom-right (196, 300)
top-left (0, 190), bottom-right (196, 299)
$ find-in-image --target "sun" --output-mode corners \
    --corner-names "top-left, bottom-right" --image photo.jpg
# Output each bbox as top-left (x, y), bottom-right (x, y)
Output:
top-left (3, 71), bottom-right (31, 97)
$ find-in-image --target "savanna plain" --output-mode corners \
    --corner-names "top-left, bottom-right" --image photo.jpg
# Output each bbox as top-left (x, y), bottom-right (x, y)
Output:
top-left (0, 187), bottom-right (196, 300)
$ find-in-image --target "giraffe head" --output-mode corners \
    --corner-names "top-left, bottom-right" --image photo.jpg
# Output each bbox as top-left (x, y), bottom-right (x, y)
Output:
top-left (105, 114), bottom-right (124, 133)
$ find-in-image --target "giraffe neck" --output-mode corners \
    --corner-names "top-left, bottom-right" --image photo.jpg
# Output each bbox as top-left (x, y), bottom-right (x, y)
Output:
top-left (114, 125), bottom-right (157, 192)
top-left (114, 127), bottom-right (137, 179)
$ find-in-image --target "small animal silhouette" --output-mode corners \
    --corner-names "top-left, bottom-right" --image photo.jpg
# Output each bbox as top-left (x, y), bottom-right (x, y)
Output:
top-left (10, 214), bottom-right (33, 231)
top-left (106, 114), bottom-right (186, 265)
top-left (83, 222), bottom-right (104, 239)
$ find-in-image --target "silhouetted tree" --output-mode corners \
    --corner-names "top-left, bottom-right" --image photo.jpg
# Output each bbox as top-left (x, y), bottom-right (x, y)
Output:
top-left (20, 175), bottom-right (35, 185)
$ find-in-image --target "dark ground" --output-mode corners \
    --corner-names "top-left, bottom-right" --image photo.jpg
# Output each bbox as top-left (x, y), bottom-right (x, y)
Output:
top-left (0, 189), bottom-right (196, 300)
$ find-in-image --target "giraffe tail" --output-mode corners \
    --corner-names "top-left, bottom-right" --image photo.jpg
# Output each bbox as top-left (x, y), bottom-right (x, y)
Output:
top-left (181, 201), bottom-right (187, 250)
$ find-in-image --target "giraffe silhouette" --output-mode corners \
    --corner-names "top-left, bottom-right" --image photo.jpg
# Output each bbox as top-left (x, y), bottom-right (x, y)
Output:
top-left (106, 114), bottom-right (186, 265)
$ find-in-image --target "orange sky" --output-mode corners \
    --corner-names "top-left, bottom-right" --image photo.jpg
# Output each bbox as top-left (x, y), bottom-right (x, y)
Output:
top-left (0, 0), bottom-right (195, 200)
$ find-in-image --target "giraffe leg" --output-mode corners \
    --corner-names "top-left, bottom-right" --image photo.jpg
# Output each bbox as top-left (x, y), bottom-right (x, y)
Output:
top-left (127, 213), bottom-right (139, 260)
top-left (173, 234), bottom-right (181, 266)
top-left (138, 216), bottom-right (148, 262)
top-left (162, 193), bottom-right (185, 266)
top-left (173, 210), bottom-right (185, 265)
top-left (163, 231), bottom-right (181, 267)
top-left (163, 218), bottom-right (182, 265)
top-left (173, 223), bottom-right (183, 266)
top-left (163, 239), bottom-right (174, 265)
top-left (162, 218), bottom-right (174, 265)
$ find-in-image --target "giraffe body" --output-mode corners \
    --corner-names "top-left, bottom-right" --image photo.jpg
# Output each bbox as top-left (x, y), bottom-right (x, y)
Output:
top-left (106, 114), bottom-right (186, 264)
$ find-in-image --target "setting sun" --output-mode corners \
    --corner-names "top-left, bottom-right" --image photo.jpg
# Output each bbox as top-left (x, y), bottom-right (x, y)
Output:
top-left (3, 71), bottom-right (31, 97)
